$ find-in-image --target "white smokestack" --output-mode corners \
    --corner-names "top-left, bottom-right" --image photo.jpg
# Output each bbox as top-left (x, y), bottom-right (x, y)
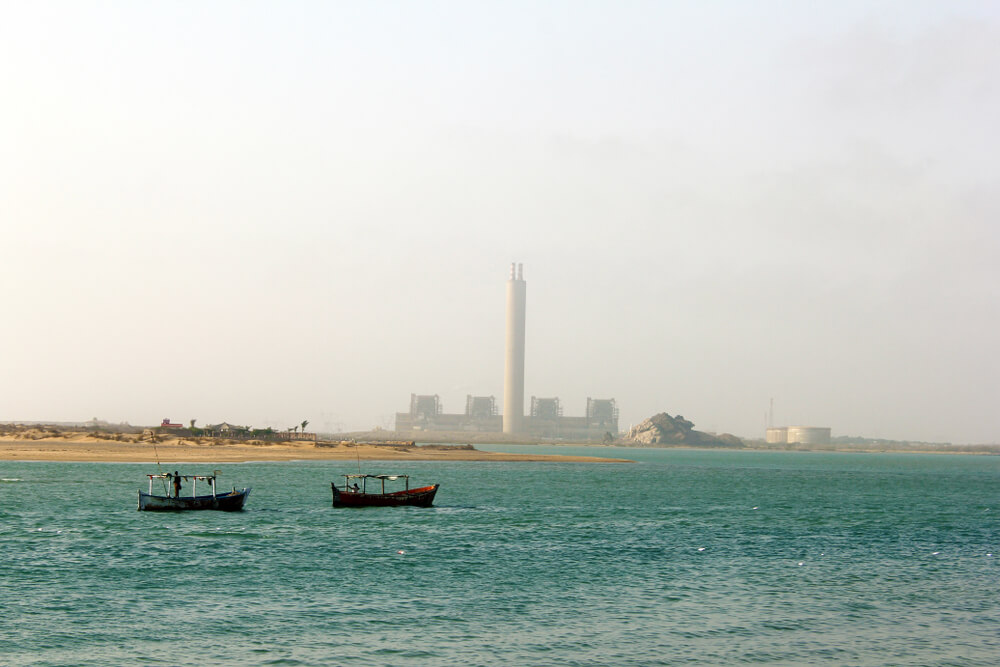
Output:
top-left (503, 263), bottom-right (526, 434)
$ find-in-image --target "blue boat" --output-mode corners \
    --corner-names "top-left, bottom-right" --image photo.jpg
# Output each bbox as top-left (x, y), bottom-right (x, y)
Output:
top-left (138, 472), bottom-right (250, 511)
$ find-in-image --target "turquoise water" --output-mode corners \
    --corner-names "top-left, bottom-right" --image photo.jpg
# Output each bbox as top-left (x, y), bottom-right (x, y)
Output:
top-left (1, 448), bottom-right (998, 666)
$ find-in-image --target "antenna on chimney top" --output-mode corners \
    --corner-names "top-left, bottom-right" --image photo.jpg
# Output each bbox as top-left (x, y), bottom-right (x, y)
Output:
top-left (517, 263), bottom-right (523, 280)
top-left (510, 263), bottom-right (516, 279)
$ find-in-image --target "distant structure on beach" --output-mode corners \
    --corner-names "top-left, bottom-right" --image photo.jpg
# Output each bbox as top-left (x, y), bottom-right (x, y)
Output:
top-left (394, 264), bottom-right (619, 441)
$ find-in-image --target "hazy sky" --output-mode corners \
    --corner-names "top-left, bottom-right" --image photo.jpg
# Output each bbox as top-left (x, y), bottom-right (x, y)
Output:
top-left (2, 1), bottom-right (998, 443)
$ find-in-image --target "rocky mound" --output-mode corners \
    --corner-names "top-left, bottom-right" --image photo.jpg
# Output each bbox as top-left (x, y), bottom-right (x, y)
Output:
top-left (623, 412), bottom-right (743, 448)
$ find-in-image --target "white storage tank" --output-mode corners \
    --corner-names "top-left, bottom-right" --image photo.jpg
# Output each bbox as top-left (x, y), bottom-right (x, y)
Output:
top-left (766, 427), bottom-right (788, 444)
top-left (785, 426), bottom-right (831, 445)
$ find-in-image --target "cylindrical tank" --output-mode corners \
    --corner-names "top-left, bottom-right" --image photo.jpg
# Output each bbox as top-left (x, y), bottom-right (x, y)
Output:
top-left (766, 427), bottom-right (788, 444)
top-left (503, 263), bottom-right (526, 433)
top-left (785, 426), bottom-right (831, 445)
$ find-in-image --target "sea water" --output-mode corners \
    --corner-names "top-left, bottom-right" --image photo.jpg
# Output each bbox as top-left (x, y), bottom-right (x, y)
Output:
top-left (0, 448), bottom-right (997, 666)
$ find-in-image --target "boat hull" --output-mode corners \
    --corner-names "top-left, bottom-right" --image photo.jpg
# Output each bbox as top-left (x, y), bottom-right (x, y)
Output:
top-left (138, 488), bottom-right (251, 511)
top-left (331, 483), bottom-right (438, 508)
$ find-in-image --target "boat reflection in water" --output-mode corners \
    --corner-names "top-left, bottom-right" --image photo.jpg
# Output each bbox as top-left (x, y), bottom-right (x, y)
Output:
top-left (331, 474), bottom-right (439, 508)
top-left (138, 472), bottom-right (251, 511)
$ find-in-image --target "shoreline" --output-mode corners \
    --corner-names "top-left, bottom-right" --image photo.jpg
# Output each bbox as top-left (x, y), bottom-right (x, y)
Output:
top-left (1, 430), bottom-right (993, 462)
top-left (514, 442), bottom-right (1000, 456)
top-left (0, 437), bottom-right (632, 464)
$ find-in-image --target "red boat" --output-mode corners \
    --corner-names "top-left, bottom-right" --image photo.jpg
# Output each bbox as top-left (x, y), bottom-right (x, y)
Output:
top-left (332, 474), bottom-right (439, 508)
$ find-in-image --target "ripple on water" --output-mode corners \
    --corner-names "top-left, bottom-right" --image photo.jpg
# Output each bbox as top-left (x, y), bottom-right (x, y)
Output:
top-left (1, 454), bottom-right (998, 666)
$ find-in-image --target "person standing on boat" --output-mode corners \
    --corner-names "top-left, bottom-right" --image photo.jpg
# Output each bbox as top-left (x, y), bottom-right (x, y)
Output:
top-left (173, 471), bottom-right (182, 497)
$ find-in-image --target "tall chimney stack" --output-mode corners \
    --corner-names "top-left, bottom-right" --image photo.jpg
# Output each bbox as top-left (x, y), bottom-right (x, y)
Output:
top-left (503, 263), bottom-right (527, 434)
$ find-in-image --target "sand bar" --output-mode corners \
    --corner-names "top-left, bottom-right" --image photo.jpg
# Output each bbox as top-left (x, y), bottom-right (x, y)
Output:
top-left (0, 436), bottom-right (631, 463)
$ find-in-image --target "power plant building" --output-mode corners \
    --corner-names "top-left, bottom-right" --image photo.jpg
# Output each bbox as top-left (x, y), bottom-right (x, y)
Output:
top-left (394, 394), bottom-right (502, 432)
top-left (394, 394), bottom-right (618, 441)
top-left (393, 264), bottom-right (619, 442)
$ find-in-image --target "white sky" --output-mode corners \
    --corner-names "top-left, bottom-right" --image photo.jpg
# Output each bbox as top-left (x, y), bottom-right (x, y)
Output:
top-left (2, 1), bottom-right (997, 443)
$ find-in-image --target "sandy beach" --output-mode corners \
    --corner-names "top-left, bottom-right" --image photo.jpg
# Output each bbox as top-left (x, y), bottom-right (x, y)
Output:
top-left (0, 433), bottom-right (631, 463)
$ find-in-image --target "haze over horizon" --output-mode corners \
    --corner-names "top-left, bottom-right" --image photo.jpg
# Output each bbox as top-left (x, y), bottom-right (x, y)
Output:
top-left (3, 2), bottom-right (997, 444)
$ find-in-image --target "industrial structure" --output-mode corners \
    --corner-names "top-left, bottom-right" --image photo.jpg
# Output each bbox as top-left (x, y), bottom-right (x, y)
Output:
top-left (503, 263), bottom-right (527, 434)
top-left (764, 399), bottom-right (832, 446)
top-left (394, 394), bottom-right (502, 433)
top-left (394, 264), bottom-right (619, 441)
top-left (394, 394), bottom-right (618, 441)
top-left (766, 426), bottom-right (832, 445)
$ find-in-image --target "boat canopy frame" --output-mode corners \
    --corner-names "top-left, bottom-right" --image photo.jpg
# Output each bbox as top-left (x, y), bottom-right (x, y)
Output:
top-left (340, 474), bottom-right (411, 494)
top-left (146, 472), bottom-right (220, 498)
